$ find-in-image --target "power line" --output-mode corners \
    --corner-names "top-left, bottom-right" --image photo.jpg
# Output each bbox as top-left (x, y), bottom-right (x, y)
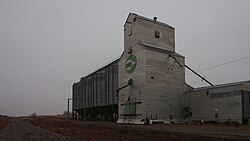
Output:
top-left (186, 55), bottom-right (250, 74)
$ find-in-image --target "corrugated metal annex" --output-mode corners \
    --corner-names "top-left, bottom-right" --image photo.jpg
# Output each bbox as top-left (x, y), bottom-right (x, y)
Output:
top-left (72, 59), bottom-right (119, 121)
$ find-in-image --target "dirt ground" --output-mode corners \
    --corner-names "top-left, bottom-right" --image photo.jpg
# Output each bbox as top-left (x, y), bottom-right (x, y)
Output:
top-left (0, 118), bottom-right (78, 141)
top-left (0, 116), bottom-right (9, 129)
top-left (19, 116), bottom-right (250, 141)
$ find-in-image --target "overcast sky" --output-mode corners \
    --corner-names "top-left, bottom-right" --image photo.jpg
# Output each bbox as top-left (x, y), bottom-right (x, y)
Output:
top-left (0, 0), bottom-right (250, 116)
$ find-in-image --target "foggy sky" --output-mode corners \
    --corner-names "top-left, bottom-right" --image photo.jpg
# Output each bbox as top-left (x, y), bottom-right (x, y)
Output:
top-left (0, 0), bottom-right (250, 116)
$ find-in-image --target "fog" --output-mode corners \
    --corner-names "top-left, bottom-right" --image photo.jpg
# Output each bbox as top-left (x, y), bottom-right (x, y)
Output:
top-left (0, 0), bottom-right (250, 116)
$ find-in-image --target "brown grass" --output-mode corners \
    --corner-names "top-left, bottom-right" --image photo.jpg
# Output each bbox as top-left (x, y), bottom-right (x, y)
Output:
top-left (21, 116), bottom-right (250, 141)
top-left (0, 116), bottom-right (9, 129)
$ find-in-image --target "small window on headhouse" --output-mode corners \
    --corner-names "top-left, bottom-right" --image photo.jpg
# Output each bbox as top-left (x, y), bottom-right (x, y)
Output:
top-left (128, 47), bottom-right (132, 54)
top-left (133, 17), bottom-right (137, 22)
top-left (155, 31), bottom-right (160, 38)
top-left (128, 28), bottom-right (132, 36)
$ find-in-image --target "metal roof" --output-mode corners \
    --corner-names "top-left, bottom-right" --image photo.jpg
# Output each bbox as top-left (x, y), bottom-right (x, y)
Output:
top-left (124, 13), bottom-right (174, 29)
top-left (138, 43), bottom-right (184, 58)
top-left (187, 80), bottom-right (250, 92)
top-left (74, 57), bottom-right (120, 84)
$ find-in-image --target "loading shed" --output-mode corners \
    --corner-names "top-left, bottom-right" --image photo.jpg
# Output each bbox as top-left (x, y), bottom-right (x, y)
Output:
top-left (185, 81), bottom-right (250, 124)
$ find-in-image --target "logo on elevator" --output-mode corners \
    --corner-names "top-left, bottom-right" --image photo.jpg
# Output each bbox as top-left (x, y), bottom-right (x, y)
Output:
top-left (125, 54), bottom-right (137, 74)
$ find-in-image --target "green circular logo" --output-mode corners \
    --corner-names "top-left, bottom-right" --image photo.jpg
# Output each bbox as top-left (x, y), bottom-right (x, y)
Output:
top-left (125, 54), bottom-right (137, 74)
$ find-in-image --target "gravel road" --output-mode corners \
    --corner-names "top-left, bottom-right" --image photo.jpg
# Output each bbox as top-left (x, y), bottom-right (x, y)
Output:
top-left (0, 118), bottom-right (80, 141)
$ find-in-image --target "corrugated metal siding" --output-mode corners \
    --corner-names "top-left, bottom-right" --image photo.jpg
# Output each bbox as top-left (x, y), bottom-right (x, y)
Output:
top-left (113, 65), bottom-right (119, 104)
top-left (73, 60), bottom-right (119, 110)
top-left (72, 84), bottom-right (76, 109)
top-left (187, 90), bottom-right (243, 123)
top-left (243, 91), bottom-right (250, 117)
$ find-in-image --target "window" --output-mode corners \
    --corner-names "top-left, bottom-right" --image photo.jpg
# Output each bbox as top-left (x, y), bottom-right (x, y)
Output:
top-left (155, 31), bottom-right (160, 38)
top-left (128, 47), bottom-right (132, 54)
top-left (206, 91), bottom-right (209, 96)
top-left (133, 17), bottom-right (137, 22)
top-left (215, 113), bottom-right (218, 118)
top-left (128, 28), bottom-right (132, 36)
top-left (210, 91), bottom-right (241, 99)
